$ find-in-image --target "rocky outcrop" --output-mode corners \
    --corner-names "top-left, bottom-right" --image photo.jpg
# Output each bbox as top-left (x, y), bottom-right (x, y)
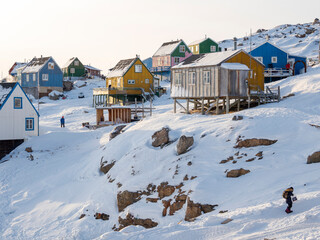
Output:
top-left (184, 198), bottom-right (218, 221)
top-left (226, 168), bottom-right (250, 178)
top-left (176, 135), bottom-right (194, 155)
top-left (117, 213), bottom-right (158, 231)
top-left (117, 191), bottom-right (141, 212)
top-left (146, 197), bottom-right (159, 203)
top-left (94, 212), bottom-right (109, 220)
top-left (234, 138), bottom-right (277, 148)
top-left (157, 182), bottom-right (175, 199)
top-left (162, 199), bottom-right (171, 217)
top-left (109, 125), bottom-right (126, 140)
top-left (152, 128), bottom-right (169, 147)
top-left (25, 147), bottom-right (33, 152)
top-left (63, 81), bottom-right (73, 91)
top-left (100, 160), bottom-right (115, 174)
top-left (307, 151), bottom-right (320, 164)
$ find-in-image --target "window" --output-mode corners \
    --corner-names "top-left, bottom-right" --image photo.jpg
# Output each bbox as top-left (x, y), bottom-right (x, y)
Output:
top-left (175, 73), bottom-right (181, 85)
top-left (210, 45), bottom-right (216, 52)
top-left (195, 45), bottom-right (198, 52)
top-left (33, 73), bottom-right (36, 81)
top-left (158, 58), bottom-right (161, 66)
top-left (250, 70), bottom-right (253, 78)
top-left (145, 79), bottom-right (149, 84)
top-left (189, 72), bottom-right (196, 85)
top-left (42, 74), bottom-right (49, 81)
top-left (255, 57), bottom-right (263, 63)
top-left (48, 62), bottom-right (54, 69)
top-left (74, 60), bottom-right (79, 66)
top-left (190, 46), bottom-right (193, 52)
top-left (70, 68), bottom-right (75, 74)
top-left (271, 56), bottom-right (277, 63)
top-left (174, 57), bottom-right (180, 64)
top-left (179, 45), bottom-right (185, 52)
top-left (25, 118), bottom-right (34, 131)
top-left (14, 97), bottom-right (22, 109)
top-left (135, 64), bottom-right (142, 73)
top-left (128, 79), bottom-right (135, 84)
top-left (26, 74), bottom-right (29, 82)
top-left (117, 78), bottom-right (121, 87)
top-left (203, 71), bottom-right (210, 84)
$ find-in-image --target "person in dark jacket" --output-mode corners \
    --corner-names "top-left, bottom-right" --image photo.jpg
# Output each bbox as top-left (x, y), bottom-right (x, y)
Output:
top-left (60, 116), bottom-right (65, 128)
top-left (284, 187), bottom-right (294, 213)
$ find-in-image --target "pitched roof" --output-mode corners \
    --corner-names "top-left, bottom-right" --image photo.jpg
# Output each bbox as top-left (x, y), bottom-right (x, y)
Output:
top-left (63, 57), bottom-right (76, 68)
top-left (0, 86), bottom-right (12, 107)
top-left (10, 62), bottom-right (27, 75)
top-left (188, 37), bottom-right (217, 46)
top-left (84, 65), bottom-right (101, 71)
top-left (107, 58), bottom-right (136, 78)
top-left (172, 50), bottom-right (241, 69)
top-left (22, 57), bottom-right (51, 73)
top-left (153, 40), bottom-right (182, 57)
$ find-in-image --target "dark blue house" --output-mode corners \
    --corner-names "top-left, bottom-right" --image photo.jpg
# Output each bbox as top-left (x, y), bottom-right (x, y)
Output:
top-left (21, 56), bottom-right (63, 98)
top-left (249, 42), bottom-right (307, 82)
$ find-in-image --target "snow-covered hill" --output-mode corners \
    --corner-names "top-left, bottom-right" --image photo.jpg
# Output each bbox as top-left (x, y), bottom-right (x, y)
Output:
top-left (219, 19), bottom-right (320, 63)
top-left (1, 64), bottom-right (320, 239)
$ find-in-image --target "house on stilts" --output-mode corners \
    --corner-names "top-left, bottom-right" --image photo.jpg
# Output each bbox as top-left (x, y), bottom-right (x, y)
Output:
top-left (171, 49), bottom-right (280, 114)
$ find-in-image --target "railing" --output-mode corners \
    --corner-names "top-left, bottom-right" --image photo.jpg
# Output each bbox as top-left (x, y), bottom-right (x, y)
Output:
top-left (150, 66), bottom-right (171, 72)
top-left (264, 68), bottom-right (292, 77)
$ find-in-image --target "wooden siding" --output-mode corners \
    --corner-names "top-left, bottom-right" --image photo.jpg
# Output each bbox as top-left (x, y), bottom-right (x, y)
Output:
top-left (226, 51), bottom-right (265, 91)
top-left (63, 57), bottom-right (85, 77)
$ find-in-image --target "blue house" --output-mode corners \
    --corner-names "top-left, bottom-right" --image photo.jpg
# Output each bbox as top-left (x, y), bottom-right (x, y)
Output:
top-left (249, 42), bottom-right (307, 82)
top-left (21, 56), bottom-right (63, 98)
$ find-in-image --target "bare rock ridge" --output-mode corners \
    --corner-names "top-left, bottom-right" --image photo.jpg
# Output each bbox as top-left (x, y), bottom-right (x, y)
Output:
top-left (176, 135), bottom-right (194, 155)
top-left (185, 198), bottom-right (218, 221)
top-left (152, 127), bottom-right (170, 147)
top-left (235, 138), bottom-right (277, 148)
top-left (100, 160), bottom-right (115, 174)
top-left (116, 213), bottom-right (158, 231)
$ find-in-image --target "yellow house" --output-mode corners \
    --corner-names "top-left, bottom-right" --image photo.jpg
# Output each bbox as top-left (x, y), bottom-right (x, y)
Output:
top-left (93, 57), bottom-right (154, 106)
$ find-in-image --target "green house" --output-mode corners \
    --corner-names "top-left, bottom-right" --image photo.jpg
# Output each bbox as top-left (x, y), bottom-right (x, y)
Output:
top-left (62, 57), bottom-right (86, 78)
top-left (188, 37), bottom-right (221, 55)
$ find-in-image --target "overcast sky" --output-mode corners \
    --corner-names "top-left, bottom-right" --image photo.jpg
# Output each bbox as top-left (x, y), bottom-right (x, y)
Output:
top-left (0, 0), bottom-right (319, 76)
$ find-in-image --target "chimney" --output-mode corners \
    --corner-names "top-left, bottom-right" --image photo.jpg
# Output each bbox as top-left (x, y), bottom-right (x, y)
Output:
top-left (136, 54), bottom-right (140, 59)
top-left (233, 37), bottom-right (237, 50)
top-left (266, 35), bottom-right (270, 41)
top-left (205, 34), bottom-right (207, 39)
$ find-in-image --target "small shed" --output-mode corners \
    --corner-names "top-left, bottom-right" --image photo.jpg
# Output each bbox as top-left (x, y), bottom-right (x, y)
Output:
top-left (96, 107), bottom-right (131, 125)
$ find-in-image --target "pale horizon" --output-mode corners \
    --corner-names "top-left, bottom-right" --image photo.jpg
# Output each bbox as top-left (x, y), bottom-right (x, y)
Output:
top-left (0, 0), bottom-right (319, 77)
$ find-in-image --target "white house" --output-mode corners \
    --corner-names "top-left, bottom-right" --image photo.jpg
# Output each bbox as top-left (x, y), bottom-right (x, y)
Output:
top-left (0, 82), bottom-right (39, 142)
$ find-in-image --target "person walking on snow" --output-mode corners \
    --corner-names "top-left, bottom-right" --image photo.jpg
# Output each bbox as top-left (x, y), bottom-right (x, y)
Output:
top-left (283, 187), bottom-right (294, 213)
top-left (60, 116), bottom-right (65, 128)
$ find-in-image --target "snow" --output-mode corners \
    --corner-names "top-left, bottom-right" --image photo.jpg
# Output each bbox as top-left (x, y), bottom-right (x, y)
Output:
top-left (1, 24), bottom-right (320, 239)
top-left (172, 50), bottom-right (240, 68)
top-left (62, 57), bottom-right (75, 68)
top-left (0, 86), bottom-right (12, 106)
top-left (153, 40), bottom-right (182, 57)
top-left (84, 65), bottom-right (101, 71)
top-left (106, 59), bottom-right (135, 78)
top-left (221, 63), bottom-right (250, 70)
top-left (10, 63), bottom-right (27, 75)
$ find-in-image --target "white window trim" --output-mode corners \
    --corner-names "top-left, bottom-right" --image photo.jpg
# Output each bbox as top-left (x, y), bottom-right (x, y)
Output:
top-left (74, 61), bottom-right (79, 66)
top-left (42, 74), bottom-right (49, 81)
top-left (33, 73), bottom-right (36, 81)
top-left (179, 45), bottom-right (185, 53)
top-left (174, 57), bottom-right (180, 64)
top-left (189, 72), bottom-right (196, 85)
top-left (135, 64), bottom-right (142, 73)
top-left (70, 68), bottom-right (75, 74)
top-left (195, 45), bottom-right (198, 52)
top-left (210, 45), bottom-right (216, 52)
top-left (48, 62), bottom-right (54, 70)
top-left (203, 71), bottom-right (211, 84)
top-left (128, 79), bottom-right (135, 85)
top-left (175, 73), bottom-right (181, 85)
top-left (145, 79), bottom-right (149, 84)
top-left (271, 56), bottom-right (277, 63)
top-left (26, 74), bottom-right (29, 82)
top-left (255, 57), bottom-right (263, 63)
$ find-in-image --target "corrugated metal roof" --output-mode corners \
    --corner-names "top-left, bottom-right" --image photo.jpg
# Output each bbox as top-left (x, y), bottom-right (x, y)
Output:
top-left (107, 58), bottom-right (136, 78)
top-left (22, 57), bottom-right (51, 73)
top-left (153, 40), bottom-right (181, 57)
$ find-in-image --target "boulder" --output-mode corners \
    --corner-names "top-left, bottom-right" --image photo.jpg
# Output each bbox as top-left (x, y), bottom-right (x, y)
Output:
top-left (157, 182), bottom-right (175, 199)
top-left (118, 213), bottom-right (158, 231)
top-left (221, 218), bottom-right (233, 224)
top-left (232, 115), bottom-right (243, 121)
top-left (25, 147), bottom-right (33, 153)
top-left (162, 199), bottom-right (171, 217)
top-left (200, 204), bottom-right (218, 213)
top-left (152, 128), bottom-right (169, 147)
top-left (226, 168), bottom-right (250, 178)
top-left (117, 191), bottom-right (141, 212)
top-left (79, 214), bottom-right (86, 219)
top-left (176, 135), bottom-right (194, 155)
top-left (169, 201), bottom-right (185, 215)
top-left (234, 138), bottom-right (277, 148)
top-left (307, 151), bottom-right (320, 164)
top-left (100, 160), bottom-right (115, 174)
top-left (48, 90), bottom-right (62, 100)
top-left (313, 18), bottom-right (320, 25)
top-left (146, 197), bottom-right (159, 203)
top-left (63, 80), bottom-right (73, 91)
top-left (185, 198), bottom-right (202, 221)
top-left (95, 212), bottom-right (109, 221)
top-left (255, 151), bottom-right (263, 157)
top-left (109, 125), bottom-right (126, 140)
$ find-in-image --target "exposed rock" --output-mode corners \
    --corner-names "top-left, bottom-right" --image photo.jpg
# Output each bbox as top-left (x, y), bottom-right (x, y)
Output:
top-left (25, 147), bottom-right (33, 153)
top-left (295, 33), bottom-right (306, 38)
top-left (63, 80), bottom-right (73, 91)
top-left (201, 204), bottom-right (218, 213)
top-left (146, 197), bottom-right (159, 203)
top-left (232, 160), bottom-right (237, 164)
top-left (313, 18), bottom-right (320, 25)
top-left (169, 201), bottom-right (185, 215)
top-left (185, 199), bottom-right (202, 221)
top-left (95, 213), bottom-right (109, 221)
top-left (109, 125), bottom-right (126, 140)
top-left (100, 160), bottom-right (115, 174)
top-left (255, 151), bottom-right (263, 157)
top-left (176, 135), bottom-right (194, 155)
top-left (227, 156), bottom-right (234, 161)
top-left (48, 91), bottom-right (62, 100)
top-left (246, 158), bottom-right (255, 162)
top-left (309, 124), bottom-right (320, 129)
top-left (283, 93), bottom-right (295, 99)
top-left (226, 168), bottom-right (250, 178)
top-left (306, 28), bottom-right (316, 34)
top-left (221, 218), bottom-right (233, 224)
top-left (187, 161), bottom-right (192, 166)
top-left (117, 182), bottom-right (122, 188)
top-left (232, 115), bottom-right (243, 121)
top-left (219, 210), bottom-right (228, 214)
top-left (235, 151), bottom-right (240, 156)
top-left (175, 194), bottom-right (187, 202)
top-left (152, 128), bottom-right (169, 147)
top-left (118, 213), bottom-right (158, 231)
top-left (190, 176), bottom-right (197, 180)
top-left (79, 214), bottom-right (86, 219)
top-left (234, 138), bottom-right (277, 148)
top-left (162, 199), bottom-right (171, 217)
top-left (183, 174), bottom-right (189, 181)
top-left (220, 160), bottom-right (228, 164)
top-left (157, 182), bottom-right (175, 199)
top-left (307, 151), bottom-right (320, 164)
top-left (175, 182), bottom-right (184, 189)
top-left (29, 154), bottom-right (34, 161)
top-left (117, 191), bottom-right (141, 212)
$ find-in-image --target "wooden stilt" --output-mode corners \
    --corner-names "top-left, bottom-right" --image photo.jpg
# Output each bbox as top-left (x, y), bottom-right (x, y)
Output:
top-left (150, 98), bottom-right (152, 116)
top-left (226, 96), bottom-right (230, 114)
top-left (174, 98), bottom-right (177, 113)
top-left (186, 99), bottom-right (189, 114)
top-left (201, 98), bottom-right (204, 115)
top-left (216, 97), bottom-right (219, 115)
top-left (223, 98), bottom-right (226, 112)
top-left (142, 99), bottom-right (144, 118)
top-left (237, 98), bottom-right (240, 112)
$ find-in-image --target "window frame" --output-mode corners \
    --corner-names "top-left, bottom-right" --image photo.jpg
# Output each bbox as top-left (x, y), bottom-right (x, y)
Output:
top-left (48, 62), bottom-right (54, 70)
top-left (26, 74), bottom-right (29, 82)
top-left (128, 79), bottom-right (135, 85)
top-left (174, 57), bottom-right (180, 64)
top-left (134, 64), bottom-right (142, 73)
top-left (74, 60), bottom-right (79, 66)
top-left (25, 118), bottom-right (34, 131)
top-left (14, 97), bottom-right (22, 109)
top-left (145, 79), bottom-right (149, 84)
top-left (189, 71), bottom-right (196, 85)
top-left (179, 45), bottom-right (185, 53)
top-left (210, 45), bottom-right (216, 52)
top-left (33, 73), bottom-right (36, 81)
top-left (203, 71), bottom-right (211, 84)
top-left (42, 74), bottom-right (49, 81)
top-left (175, 72), bottom-right (182, 85)
top-left (70, 68), bottom-right (75, 74)
top-left (271, 56), bottom-right (277, 63)
top-left (255, 57), bottom-right (263, 63)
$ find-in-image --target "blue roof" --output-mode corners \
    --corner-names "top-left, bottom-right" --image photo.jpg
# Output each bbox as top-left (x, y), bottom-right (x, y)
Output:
top-left (0, 82), bottom-right (40, 117)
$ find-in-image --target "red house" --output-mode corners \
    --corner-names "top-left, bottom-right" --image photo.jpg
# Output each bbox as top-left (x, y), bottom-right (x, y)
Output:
top-left (84, 65), bottom-right (101, 78)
